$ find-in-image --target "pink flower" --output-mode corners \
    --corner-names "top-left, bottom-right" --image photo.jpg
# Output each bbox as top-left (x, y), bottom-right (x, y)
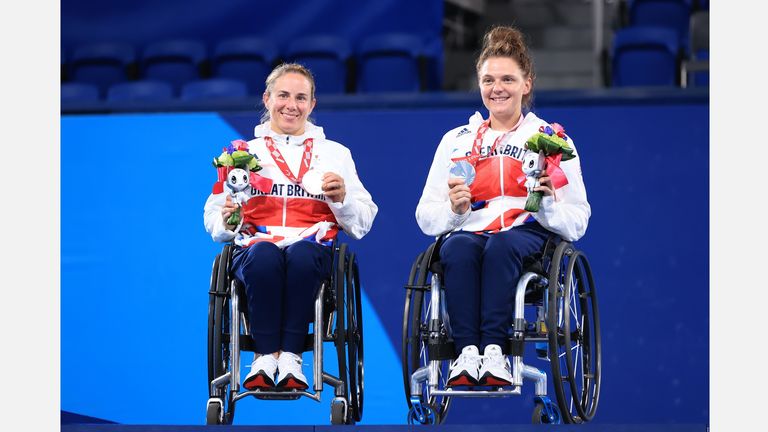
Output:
top-left (231, 139), bottom-right (249, 151)
top-left (550, 122), bottom-right (568, 139)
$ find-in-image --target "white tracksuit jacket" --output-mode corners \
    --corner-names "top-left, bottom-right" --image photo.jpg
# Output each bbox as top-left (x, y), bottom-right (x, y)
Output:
top-left (415, 111), bottom-right (590, 242)
top-left (204, 122), bottom-right (378, 248)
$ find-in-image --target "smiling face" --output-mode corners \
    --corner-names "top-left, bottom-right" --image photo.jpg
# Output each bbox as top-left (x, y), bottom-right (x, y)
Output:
top-left (263, 72), bottom-right (316, 136)
top-left (478, 56), bottom-right (532, 129)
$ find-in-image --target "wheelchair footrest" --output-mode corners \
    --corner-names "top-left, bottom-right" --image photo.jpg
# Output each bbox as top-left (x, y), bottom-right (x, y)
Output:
top-left (432, 387), bottom-right (521, 397)
top-left (233, 388), bottom-right (321, 403)
top-left (244, 388), bottom-right (306, 401)
top-left (254, 393), bottom-right (302, 401)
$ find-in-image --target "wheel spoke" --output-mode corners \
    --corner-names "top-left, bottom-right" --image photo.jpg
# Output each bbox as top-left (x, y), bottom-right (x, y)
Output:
top-left (569, 280), bottom-right (578, 320)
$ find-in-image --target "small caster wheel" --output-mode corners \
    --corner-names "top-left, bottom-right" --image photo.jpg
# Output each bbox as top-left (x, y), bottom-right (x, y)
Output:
top-left (330, 397), bottom-right (348, 425)
top-left (532, 397), bottom-right (561, 424)
top-left (407, 403), bottom-right (437, 425)
top-left (206, 399), bottom-right (223, 425)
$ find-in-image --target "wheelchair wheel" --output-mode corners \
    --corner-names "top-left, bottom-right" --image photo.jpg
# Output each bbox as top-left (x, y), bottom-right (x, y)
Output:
top-left (402, 248), bottom-right (451, 424)
top-left (546, 242), bottom-right (601, 424)
top-left (346, 252), bottom-right (364, 422)
top-left (207, 245), bottom-right (236, 425)
top-left (332, 243), bottom-right (356, 425)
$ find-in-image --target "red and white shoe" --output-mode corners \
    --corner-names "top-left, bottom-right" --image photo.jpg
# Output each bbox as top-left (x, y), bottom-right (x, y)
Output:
top-left (478, 344), bottom-right (513, 386)
top-left (243, 353), bottom-right (278, 390)
top-left (276, 351), bottom-right (309, 390)
top-left (446, 345), bottom-right (481, 387)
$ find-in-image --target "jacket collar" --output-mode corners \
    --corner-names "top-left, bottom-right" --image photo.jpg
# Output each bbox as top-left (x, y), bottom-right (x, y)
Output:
top-left (469, 110), bottom-right (541, 132)
top-left (253, 121), bottom-right (326, 146)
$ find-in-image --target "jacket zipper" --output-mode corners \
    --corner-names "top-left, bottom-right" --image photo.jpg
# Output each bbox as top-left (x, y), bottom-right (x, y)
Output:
top-left (498, 152), bottom-right (506, 229)
top-left (282, 136), bottom-right (290, 227)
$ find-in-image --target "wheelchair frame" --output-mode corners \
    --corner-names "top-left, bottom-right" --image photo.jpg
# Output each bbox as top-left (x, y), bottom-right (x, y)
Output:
top-left (402, 238), bottom-right (601, 424)
top-left (206, 241), bottom-right (364, 425)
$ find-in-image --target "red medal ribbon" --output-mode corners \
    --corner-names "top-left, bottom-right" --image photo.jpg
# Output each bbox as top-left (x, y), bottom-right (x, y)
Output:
top-left (264, 136), bottom-right (314, 184)
top-left (463, 114), bottom-right (524, 166)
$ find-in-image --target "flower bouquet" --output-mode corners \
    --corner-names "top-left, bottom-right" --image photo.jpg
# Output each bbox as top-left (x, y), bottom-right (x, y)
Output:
top-left (522, 123), bottom-right (576, 212)
top-left (212, 139), bottom-right (273, 226)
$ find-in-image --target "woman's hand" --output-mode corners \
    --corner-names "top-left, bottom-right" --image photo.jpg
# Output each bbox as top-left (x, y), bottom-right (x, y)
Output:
top-left (534, 169), bottom-right (555, 198)
top-left (322, 172), bottom-right (346, 203)
top-left (221, 194), bottom-right (239, 230)
top-left (448, 178), bottom-right (471, 215)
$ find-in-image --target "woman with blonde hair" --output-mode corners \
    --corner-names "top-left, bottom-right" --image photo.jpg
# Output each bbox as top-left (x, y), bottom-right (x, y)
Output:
top-left (204, 63), bottom-right (377, 390)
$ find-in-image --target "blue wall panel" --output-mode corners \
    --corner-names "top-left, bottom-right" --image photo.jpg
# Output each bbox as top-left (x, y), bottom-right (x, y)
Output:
top-left (62, 101), bottom-right (709, 425)
top-left (61, 0), bottom-right (442, 54)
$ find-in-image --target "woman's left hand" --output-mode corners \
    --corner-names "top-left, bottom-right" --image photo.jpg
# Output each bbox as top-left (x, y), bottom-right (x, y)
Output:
top-left (322, 172), bottom-right (346, 203)
top-left (534, 169), bottom-right (555, 197)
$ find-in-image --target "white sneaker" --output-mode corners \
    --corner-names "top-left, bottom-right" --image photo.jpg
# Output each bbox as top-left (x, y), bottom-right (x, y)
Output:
top-left (447, 345), bottom-right (481, 386)
top-left (276, 351), bottom-right (309, 390)
top-left (478, 344), bottom-right (513, 386)
top-left (243, 353), bottom-right (278, 390)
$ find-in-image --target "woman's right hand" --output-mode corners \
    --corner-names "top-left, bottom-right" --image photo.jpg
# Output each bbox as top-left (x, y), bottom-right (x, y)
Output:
top-left (448, 178), bottom-right (471, 215)
top-left (221, 194), bottom-right (239, 230)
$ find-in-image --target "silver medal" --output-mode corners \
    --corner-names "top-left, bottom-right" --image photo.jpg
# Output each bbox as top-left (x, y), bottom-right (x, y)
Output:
top-left (450, 160), bottom-right (476, 186)
top-left (301, 168), bottom-right (325, 195)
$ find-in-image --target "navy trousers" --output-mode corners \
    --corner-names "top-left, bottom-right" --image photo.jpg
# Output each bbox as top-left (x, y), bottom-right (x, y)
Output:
top-left (231, 241), bottom-right (332, 354)
top-left (439, 222), bottom-right (552, 355)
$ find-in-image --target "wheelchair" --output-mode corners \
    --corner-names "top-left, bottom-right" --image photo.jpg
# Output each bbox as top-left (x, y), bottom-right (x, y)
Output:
top-left (402, 235), bottom-right (601, 424)
top-left (206, 240), bottom-right (364, 425)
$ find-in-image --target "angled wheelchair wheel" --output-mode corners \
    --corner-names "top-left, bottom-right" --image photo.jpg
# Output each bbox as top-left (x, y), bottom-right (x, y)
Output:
top-left (331, 242), bottom-right (357, 425)
top-left (207, 245), bottom-right (236, 425)
top-left (207, 253), bottom-right (221, 386)
top-left (345, 252), bottom-right (365, 423)
top-left (402, 247), bottom-right (451, 424)
top-left (401, 251), bottom-right (424, 408)
top-left (546, 242), bottom-right (601, 424)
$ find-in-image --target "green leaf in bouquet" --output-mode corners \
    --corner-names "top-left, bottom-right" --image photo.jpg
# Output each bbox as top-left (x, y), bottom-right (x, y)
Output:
top-left (248, 157), bottom-right (262, 172)
top-left (537, 135), bottom-right (576, 160)
top-left (231, 150), bottom-right (253, 168)
top-left (217, 152), bottom-right (234, 167)
top-left (540, 135), bottom-right (561, 154)
top-left (526, 134), bottom-right (542, 152)
top-left (560, 147), bottom-right (575, 161)
top-left (226, 208), bottom-right (241, 226)
top-left (524, 191), bottom-right (543, 212)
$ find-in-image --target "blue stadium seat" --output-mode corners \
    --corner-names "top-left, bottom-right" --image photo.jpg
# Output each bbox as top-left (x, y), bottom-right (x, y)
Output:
top-left (180, 78), bottom-right (248, 102)
top-left (61, 82), bottom-right (100, 103)
top-left (628, 0), bottom-right (693, 53)
top-left (356, 33), bottom-right (424, 93)
top-left (285, 35), bottom-right (351, 94)
top-left (682, 10), bottom-right (708, 87)
top-left (61, 49), bottom-right (67, 82)
top-left (212, 36), bottom-right (278, 96)
top-left (611, 27), bottom-right (680, 87)
top-left (140, 39), bottom-right (207, 95)
top-left (106, 80), bottom-right (174, 102)
top-left (70, 42), bottom-right (136, 97)
top-left (421, 36), bottom-right (444, 92)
